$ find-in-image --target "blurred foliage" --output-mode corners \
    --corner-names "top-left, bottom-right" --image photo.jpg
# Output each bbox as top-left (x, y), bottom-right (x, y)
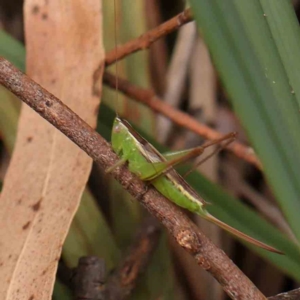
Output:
top-left (1, 0), bottom-right (300, 298)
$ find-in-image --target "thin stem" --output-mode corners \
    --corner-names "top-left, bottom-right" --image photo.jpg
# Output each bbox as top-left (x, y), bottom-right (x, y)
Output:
top-left (105, 8), bottom-right (193, 66)
top-left (93, 8), bottom-right (193, 95)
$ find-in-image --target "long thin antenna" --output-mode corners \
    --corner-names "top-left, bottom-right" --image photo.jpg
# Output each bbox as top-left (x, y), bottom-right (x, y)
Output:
top-left (114, 0), bottom-right (119, 116)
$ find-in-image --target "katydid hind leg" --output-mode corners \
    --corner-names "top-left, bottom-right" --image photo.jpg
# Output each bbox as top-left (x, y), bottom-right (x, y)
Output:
top-left (184, 134), bottom-right (236, 178)
top-left (141, 147), bottom-right (205, 181)
top-left (153, 132), bottom-right (237, 180)
top-left (163, 148), bottom-right (204, 162)
top-left (142, 136), bottom-right (232, 181)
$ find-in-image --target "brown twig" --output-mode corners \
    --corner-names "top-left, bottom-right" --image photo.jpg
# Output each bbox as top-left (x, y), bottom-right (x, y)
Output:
top-left (102, 72), bottom-right (262, 170)
top-left (268, 288), bottom-right (300, 300)
top-left (73, 256), bottom-right (106, 300)
top-left (105, 216), bottom-right (161, 300)
top-left (93, 8), bottom-right (193, 94)
top-left (105, 8), bottom-right (193, 66)
top-left (0, 57), bottom-right (266, 300)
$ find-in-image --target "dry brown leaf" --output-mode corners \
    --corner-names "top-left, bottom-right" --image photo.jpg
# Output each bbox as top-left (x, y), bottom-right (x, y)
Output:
top-left (0, 0), bottom-right (104, 299)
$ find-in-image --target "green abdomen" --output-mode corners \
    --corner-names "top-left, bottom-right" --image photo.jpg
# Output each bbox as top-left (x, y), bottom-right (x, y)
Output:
top-left (152, 176), bottom-right (203, 213)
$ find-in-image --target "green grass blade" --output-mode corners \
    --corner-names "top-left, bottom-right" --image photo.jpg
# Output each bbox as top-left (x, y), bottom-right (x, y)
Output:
top-left (259, 0), bottom-right (300, 106)
top-left (0, 29), bottom-right (24, 151)
top-left (0, 29), bottom-right (25, 71)
top-left (189, 0), bottom-right (300, 242)
top-left (0, 86), bottom-right (20, 152)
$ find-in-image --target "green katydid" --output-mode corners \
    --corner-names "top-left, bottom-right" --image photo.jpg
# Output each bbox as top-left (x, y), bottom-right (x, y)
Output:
top-left (107, 117), bottom-right (282, 254)
top-left (108, 0), bottom-right (281, 254)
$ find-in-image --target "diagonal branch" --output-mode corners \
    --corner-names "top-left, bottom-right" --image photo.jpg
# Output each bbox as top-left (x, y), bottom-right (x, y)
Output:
top-left (102, 71), bottom-right (262, 169)
top-left (105, 8), bottom-right (193, 66)
top-left (0, 57), bottom-right (266, 300)
top-left (268, 287), bottom-right (300, 300)
top-left (93, 8), bottom-right (193, 95)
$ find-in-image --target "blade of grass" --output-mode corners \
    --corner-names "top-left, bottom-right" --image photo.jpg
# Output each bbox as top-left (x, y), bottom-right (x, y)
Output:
top-left (0, 86), bottom-right (19, 152)
top-left (259, 0), bottom-right (300, 106)
top-left (0, 30), bottom-right (25, 71)
top-left (0, 29), bottom-right (24, 152)
top-left (189, 0), bottom-right (300, 243)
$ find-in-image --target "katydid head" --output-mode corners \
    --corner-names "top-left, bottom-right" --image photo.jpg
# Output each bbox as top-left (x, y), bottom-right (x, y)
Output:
top-left (111, 117), bottom-right (128, 155)
top-left (111, 117), bottom-right (148, 155)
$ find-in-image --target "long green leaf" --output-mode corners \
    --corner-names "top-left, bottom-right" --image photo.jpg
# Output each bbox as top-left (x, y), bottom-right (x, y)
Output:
top-left (0, 29), bottom-right (25, 71)
top-left (259, 0), bottom-right (300, 106)
top-left (0, 86), bottom-right (19, 152)
top-left (189, 0), bottom-right (300, 243)
top-left (0, 29), bottom-right (24, 151)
